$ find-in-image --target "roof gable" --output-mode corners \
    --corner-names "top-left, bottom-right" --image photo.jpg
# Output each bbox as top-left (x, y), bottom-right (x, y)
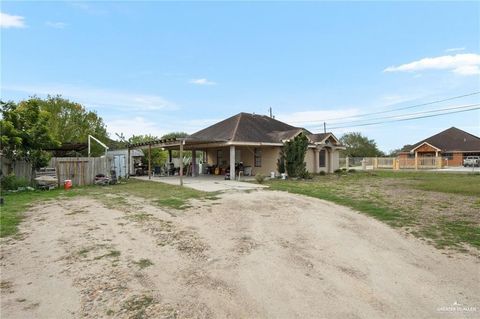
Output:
top-left (411, 141), bottom-right (442, 152)
top-left (307, 133), bottom-right (340, 145)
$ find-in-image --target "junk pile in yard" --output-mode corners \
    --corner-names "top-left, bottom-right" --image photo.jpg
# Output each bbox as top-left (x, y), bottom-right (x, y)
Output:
top-left (94, 170), bottom-right (118, 186)
top-left (34, 168), bottom-right (58, 190)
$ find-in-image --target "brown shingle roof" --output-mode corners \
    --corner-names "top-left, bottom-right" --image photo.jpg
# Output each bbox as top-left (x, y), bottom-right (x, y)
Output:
top-left (190, 112), bottom-right (305, 143)
top-left (408, 127), bottom-right (480, 152)
top-left (189, 112), bottom-right (343, 146)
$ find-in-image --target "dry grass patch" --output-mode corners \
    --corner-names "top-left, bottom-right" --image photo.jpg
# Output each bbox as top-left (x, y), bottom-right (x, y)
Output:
top-left (268, 171), bottom-right (480, 252)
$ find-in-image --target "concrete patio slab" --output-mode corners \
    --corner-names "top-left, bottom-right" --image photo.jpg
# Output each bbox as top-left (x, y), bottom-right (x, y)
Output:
top-left (132, 175), bottom-right (268, 192)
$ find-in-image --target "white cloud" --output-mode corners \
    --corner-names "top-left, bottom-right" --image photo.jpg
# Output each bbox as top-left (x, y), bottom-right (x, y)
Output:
top-left (453, 65), bottom-right (480, 76)
top-left (0, 12), bottom-right (26, 28)
top-left (46, 21), bottom-right (67, 29)
top-left (445, 47), bottom-right (465, 53)
top-left (189, 78), bottom-right (216, 85)
top-left (384, 53), bottom-right (480, 76)
top-left (3, 83), bottom-right (176, 111)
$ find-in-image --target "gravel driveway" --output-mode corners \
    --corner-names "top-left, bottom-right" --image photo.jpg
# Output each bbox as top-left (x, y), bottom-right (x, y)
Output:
top-left (1, 190), bottom-right (478, 318)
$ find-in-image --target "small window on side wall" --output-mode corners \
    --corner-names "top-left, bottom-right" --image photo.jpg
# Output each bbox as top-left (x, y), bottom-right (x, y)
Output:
top-left (217, 150), bottom-right (223, 166)
top-left (254, 148), bottom-right (262, 167)
top-left (319, 150), bottom-right (326, 167)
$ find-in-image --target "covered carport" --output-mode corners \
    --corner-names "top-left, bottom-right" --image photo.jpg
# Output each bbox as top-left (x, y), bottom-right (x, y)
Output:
top-left (127, 137), bottom-right (239, 186)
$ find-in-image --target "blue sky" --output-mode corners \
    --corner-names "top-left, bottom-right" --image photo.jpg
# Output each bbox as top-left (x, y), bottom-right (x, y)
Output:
top-left (1, 1), bottom-right (479, 152)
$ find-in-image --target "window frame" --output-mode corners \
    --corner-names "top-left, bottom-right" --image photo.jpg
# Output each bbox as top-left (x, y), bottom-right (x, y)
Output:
top-left (254, 148), bottom-right (262, 167)
top-left (319, 149), bottom-right (326, 167)
top-left (216, 150), bottom-right (223, 166)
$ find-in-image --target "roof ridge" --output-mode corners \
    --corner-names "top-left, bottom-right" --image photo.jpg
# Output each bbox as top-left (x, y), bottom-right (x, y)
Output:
top-left (428, 126), bottom-right (479, 141)
top-left (230, 113), bottom-right (243, 141)
top-left (448, 126), bottom-right (480, 140)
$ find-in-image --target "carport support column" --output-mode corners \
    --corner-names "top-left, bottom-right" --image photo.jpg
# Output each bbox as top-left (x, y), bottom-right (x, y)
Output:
top-left (148, 144), bottom-right (152, 180)
top-left (180, 140), bottom-right (184, 186)
top-left (230, 145), bottom-right (235, 181)
top-left (192, 149), bottom-right (197, 177)
top-left (127, 147), bottom-right (131, 179)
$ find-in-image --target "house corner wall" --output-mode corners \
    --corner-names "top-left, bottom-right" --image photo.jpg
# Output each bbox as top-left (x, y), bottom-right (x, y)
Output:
top-left (305, 149), bottom-right (315, 173)
top-left (252, 147), bottom-right (281, 176)
top-left (331, 150), bottom-right (340, 171)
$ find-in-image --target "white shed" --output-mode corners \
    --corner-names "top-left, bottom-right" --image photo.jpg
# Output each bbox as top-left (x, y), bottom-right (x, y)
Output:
top-left (107, 149), bottom-right (144, 178)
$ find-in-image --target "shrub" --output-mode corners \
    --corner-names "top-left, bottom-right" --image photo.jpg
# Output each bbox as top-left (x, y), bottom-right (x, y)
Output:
top-left (299, 171), bottom-right (313, 179)
top-left (255, 173), bottom-right (265, 184)
top-left (348, 169), bottom-right (356, 173)
top-left (282, 133), bottom-right (309, 178)
top-left (277, 150), bottom-right (286, 174)
top-left (319, 171), bottom-right (326, 176)
top-left (0, 174), bottom-right (31, 191)
top-left (333, 169), bottom-right (343, 174)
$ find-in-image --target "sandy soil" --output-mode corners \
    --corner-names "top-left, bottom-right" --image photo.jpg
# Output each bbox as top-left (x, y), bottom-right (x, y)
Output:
top-left (1, 190), bottom-right (479, 318)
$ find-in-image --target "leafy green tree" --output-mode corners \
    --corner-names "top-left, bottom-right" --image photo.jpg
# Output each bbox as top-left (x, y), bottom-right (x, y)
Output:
top-left (340, 132), bottom-right (384, 157)
top-left (1, 100), bottom-right (59, 174)
top-left (128, 135), bottom-right (167, 166)
top-left (388, 144), bottom-right (412, 157)
top-left (281, 133), bottom-right (309, 177)
top-left (27, 95), bottom-right (108, 156)
top-left (161, 132), bottom-right (190, 159)
top-left (161, 132), bottom-right (188, 140)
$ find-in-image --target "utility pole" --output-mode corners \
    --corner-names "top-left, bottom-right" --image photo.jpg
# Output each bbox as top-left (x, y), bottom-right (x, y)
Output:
top-left (324, 122), bottom-right (327, 134)
top-left (269, 107), bottom-right (273, 118)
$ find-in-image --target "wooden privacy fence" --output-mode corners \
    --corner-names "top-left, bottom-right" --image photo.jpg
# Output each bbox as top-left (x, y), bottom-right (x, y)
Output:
top-left (0, 156), bottom-right (33, 181)
top-left (49, 157), bottom-right (110, 186)
top-left (1, 156), bottom-right (110, 186)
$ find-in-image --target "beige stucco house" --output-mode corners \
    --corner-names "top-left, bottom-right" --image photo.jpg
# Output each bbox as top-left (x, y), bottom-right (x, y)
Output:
top-left (185, 112), bottom-right (343, 176)
top-left (128, 112), bottom-right (344, 178)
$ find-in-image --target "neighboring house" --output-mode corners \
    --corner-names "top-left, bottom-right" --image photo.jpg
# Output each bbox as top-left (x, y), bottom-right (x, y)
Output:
top-left (398, 127), bottom-right (480, 166)
top-left (183, 112), bottom-right (343, 175)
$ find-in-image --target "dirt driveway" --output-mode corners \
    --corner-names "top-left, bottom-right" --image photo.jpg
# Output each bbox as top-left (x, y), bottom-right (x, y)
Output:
top-left (1, 190), bottom-right (479, 318)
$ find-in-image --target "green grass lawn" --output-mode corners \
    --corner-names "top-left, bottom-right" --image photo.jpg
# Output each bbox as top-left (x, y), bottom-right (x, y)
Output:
top-left (0, 179), bottom-right (212, 238)
top-left (267, 171), bottom-right (480, 251)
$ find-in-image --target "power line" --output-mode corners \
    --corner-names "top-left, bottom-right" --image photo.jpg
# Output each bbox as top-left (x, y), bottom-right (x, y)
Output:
top-left (313, 103), bottom-right (480, 128)
top-left (327, 104), bottom-right (480, 130)
top-left (288, 91), bottom-right (480, 124)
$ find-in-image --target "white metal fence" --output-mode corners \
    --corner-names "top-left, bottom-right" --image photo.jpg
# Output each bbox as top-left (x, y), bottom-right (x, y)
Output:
top-left (340, 156), bottom-right (443, 170)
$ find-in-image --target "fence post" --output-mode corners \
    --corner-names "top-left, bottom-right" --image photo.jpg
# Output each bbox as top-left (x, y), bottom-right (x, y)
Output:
top-left (436, 156), bottom-right (442, 169)
top-left (346, 156), bottom-right (349, 169)
top-left (374, 157), bottom-right (378, 170)
top-left (414, 152), bottom-right (418, 170)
